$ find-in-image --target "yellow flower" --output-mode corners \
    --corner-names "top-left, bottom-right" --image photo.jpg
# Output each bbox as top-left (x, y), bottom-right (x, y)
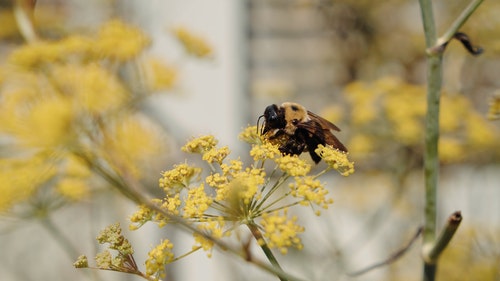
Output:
top-left (172, 27), bottom-right (213, 58)
top-left (259, 209), bottom-right (304, 254)
top-left (238, 125), bottom-right (262, 144)
top-left (348, 134), bottom-right (375, 155)
top-left (183, 184), bottom-right (213, 219)
top-left (274, 155), bottom-right (311, 176)
top-left (250, 141), bottom-right (281, 161)
top-left (143, 58), bottom-right (177, 91)
top-left (95, 250), bottom-right (113, 269)
top-left (159, 163), bottom-right (201, 194)
top-left (0, 155), bottom-right (56, 212)
top-left (289, 176), bottom-right (333, 209)
top-left (145, 239), bottom-right (174, 279)
top-left (193, 219), bottom-right (227, 257)
top-left (58, 35), bottom-right (94, 58)
top-left (73, 255), bottom-right (88, 268)
top-left (23, 97), bottom-right (76, 148)
top-left (465, 112), bottom-right (498, 148)
top-left (315, 145), bottom-right (355, 176)
top-left (56, 177), bottom-right (90, 201)
top-left (224, 175), bottom-right (260, 208)
top-left (217, 168), bottom-right (263, 205)
top-left (50, 63), bottom-right (127, 114)
top-left (8, 40), bottom-right (61, 69)
top-left (96, 223), bottom-right (134, 255)
top-left (103, 114), bottom-right (166, 179)
top-left (439, 137), bottom-right (465, 163)
top-left (95, 20), bottom-right (150, 61)
top-left (220, 159), bottom-right (243, 176)
top-left (488, 92), bottom-right (500, 120)
top-left (206, 173), bottom-right (228, 189)
top-left (129, 204), bottom-right (154, 230)
top-left (202, 146), bottom-right (230, 164)
top-left (182, 135), bottom-right (218, 153)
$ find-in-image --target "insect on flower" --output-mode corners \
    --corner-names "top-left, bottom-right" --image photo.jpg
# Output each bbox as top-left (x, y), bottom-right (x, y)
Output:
top-left (258, 102), bottom-right (348, 163)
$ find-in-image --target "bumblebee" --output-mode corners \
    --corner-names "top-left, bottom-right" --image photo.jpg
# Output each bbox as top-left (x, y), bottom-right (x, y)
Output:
top-left (258, 102), bottom-right (347, 163)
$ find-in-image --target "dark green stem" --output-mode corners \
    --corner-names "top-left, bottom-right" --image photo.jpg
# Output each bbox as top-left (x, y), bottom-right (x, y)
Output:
top-left (247, 222), bottom-right (287, 281)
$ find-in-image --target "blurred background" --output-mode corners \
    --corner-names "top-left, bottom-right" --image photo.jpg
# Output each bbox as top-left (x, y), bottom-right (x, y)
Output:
top-left (0, 0), bottom-right (499, 280)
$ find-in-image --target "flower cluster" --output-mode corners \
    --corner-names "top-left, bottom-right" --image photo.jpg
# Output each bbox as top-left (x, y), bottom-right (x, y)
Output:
top-left (124, 129), bottom-right (354, 279)
top-left (75, 223), bottom-right (175, 280)
top-left (0, 19), bottom-right (191, 213)
top-left (327, 76), bottom-right (500, 165)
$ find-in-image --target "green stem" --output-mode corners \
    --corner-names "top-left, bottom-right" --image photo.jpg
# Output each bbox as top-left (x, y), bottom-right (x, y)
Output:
top-left (437, 0), bottom-right (485, 46)
top-left (247, 222), bottom-right (287, 281)
top-left (418, 1), bottom-right (444, 280)
top-left (418, 1), bottom-right (482, 281)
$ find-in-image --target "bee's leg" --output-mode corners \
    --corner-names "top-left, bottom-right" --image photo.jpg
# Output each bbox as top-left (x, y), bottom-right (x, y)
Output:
top-left (279, 139), bottom-right (306, 156)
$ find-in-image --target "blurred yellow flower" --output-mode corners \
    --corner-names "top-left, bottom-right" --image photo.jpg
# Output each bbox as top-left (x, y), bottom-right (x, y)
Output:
top-left (56, 177), bottom-right (90, 201)
top-left (0, 155), bottom-right (56, 212)
top-left (103, 114), bottom-right (167, 179)
top-left (95, 20), bottom-right (150, 61)
top-left (51, 63), bottom-right (127, 114)
top-left (488, 92), bottom-right (500, 120)
top-left (439, 137), bottom-right (465, 163)
top-left (143, 58), bottom-right (177, 91)
top-left (21, 97), bottom-right (76, 148)
top-left (172, 27), bottom-right (213, 58)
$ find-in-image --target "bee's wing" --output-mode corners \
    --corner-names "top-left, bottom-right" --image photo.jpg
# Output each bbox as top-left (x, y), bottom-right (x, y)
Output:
top-left (300, 111), bottom-right (348, 152)
top-left (307, 111), bottom-right (341, 131)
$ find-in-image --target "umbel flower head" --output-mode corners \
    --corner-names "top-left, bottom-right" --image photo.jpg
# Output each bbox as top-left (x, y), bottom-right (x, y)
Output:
top-left (126, 127), bottom-right (354, 274)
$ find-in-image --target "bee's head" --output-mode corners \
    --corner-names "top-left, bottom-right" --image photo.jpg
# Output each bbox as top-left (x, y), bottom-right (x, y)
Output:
top-left (258, 104), bottom-right (286, 135)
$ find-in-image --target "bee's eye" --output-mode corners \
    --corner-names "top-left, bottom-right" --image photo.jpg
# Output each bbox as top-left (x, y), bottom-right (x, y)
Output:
top-left (292, 119), bottom-right (299, 125)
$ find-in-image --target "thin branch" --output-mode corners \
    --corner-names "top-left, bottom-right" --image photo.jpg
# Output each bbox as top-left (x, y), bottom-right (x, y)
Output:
top-left (422, 211), bottom-right (463, 263)
top-left (437, 0), bottom-right (485, 47)
top-left (347, 226), bottom-right (423, 277)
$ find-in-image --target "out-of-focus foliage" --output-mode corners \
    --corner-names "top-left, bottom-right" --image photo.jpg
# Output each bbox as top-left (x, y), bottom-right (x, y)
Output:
top-left (0, 17), bottom-right (210, 215)
top-left (321, 76), bottom-right (500, 170)
top-left (437, 228), bottom-right (500, 281)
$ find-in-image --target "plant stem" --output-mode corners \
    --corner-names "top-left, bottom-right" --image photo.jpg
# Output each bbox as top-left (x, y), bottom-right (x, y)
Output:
top-left (418, 1), bottom-right (483, 280)
top-left (438, 0), bottom-right (485, 46)
top-left (247, 222), bottom-right (287, 281)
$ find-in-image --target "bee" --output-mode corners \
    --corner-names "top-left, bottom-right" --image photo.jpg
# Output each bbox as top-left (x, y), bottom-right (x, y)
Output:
top-left (258, 102), bottom-right (347, 163)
